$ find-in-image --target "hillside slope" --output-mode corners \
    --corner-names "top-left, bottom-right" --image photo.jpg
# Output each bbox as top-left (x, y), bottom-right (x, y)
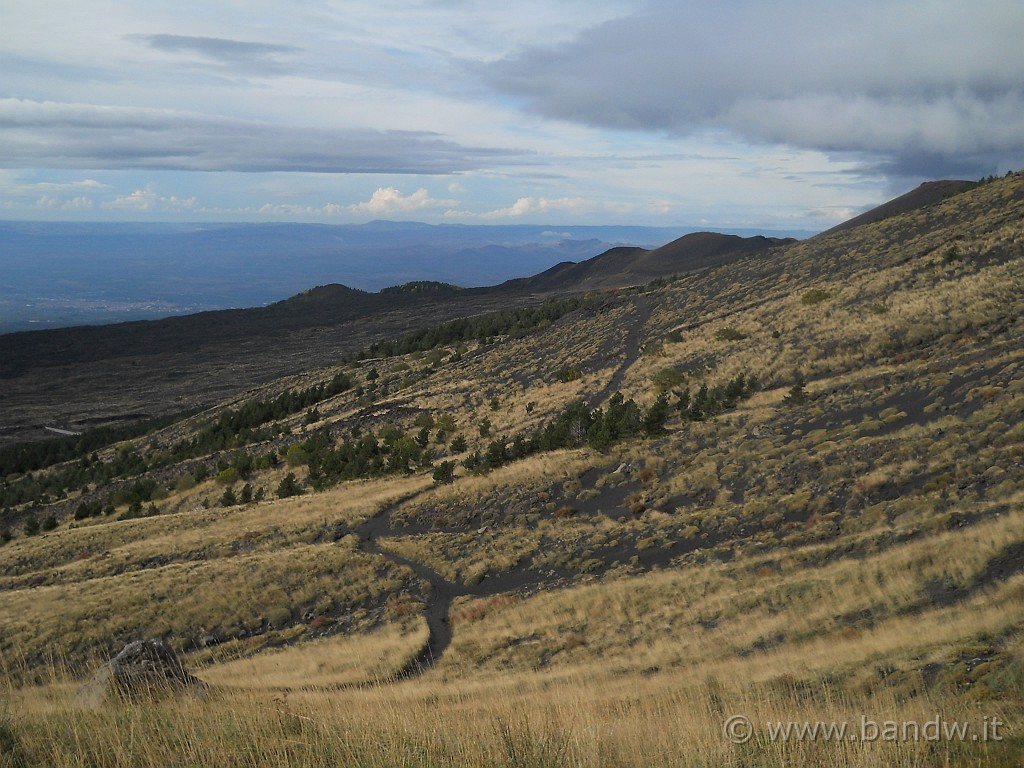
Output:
top-left (2, 172), bottom-right (1024, 767)
top-left (0, 230), bottom-right (782, 448)
top-left (818, 179), bottom-right (974, 236)
top-left (502, 231), bottom-right (793, 292)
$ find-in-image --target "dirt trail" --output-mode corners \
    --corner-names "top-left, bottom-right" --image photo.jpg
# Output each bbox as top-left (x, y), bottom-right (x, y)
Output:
top-left (589, 294), bottom-right (652, 409)
top-left (345, 294), bottom-right (658, 679)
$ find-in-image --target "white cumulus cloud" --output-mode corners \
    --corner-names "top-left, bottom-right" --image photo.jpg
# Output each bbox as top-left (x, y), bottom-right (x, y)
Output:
top-left (479, 196), bottom-right (595, 219)
top-left (349, 187), bottom-right (458, 215)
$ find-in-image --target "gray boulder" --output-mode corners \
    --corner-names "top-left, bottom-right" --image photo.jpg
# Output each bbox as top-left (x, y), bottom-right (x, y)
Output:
top-left (77, 639), bottom-right (207, 707)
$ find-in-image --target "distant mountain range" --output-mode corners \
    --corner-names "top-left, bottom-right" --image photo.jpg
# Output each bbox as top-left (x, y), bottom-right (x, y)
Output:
top-left (0, 227), bottom-right (798, 446)
top-left (0, 220), bottom-right (812, 333)
top-left (0, 179), bottom-right (980, 446)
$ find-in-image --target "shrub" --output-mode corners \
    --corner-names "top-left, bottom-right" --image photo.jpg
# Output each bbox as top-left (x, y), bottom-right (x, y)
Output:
top-left (715, 327), bottom-right (747, 341)
top-left (652, 366), bottom-right (685, 392)
top-left (801, 288), bottom-right (832, 305)
top-left (41, 514), bottom-right (58, 532)
top-left (216, 467), bottom-right (240, 484)
top-left (276, 473), bottom-right (304, 499)
top-left (432, 461), bottom-right (456, 486)
top-left (558, 365), bottom-right (583, 383)
top-left (450, 435), bottom-right (468, 453)
top-left (23, 516), bottom-right (39, 536)
top-left (642, 340), bottom-right (665, 357)
top-left (175, 474), bottom-right (197, 493)
top-left (285, 444), bottom-right (310, 467)
top-left (783, 376), bottom-right (808, 404)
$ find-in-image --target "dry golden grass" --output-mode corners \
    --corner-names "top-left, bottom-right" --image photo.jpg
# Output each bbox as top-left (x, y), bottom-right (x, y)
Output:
top-left (4, 502), bottom-right (1022, 766)
top-left (200, 618), bottom-right (430, 689)
top-left (4, 174), bottom-right (1024, 766)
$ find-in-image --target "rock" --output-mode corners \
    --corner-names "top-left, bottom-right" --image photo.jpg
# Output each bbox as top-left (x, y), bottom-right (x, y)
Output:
top-left (77, 639), bottom-right (207, 707)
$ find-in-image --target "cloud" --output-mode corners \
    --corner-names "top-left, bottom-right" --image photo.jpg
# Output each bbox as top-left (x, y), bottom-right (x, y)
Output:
top-left (0, 99), bottom-right (527, 174)
top-left (257, 202), bottom-right (348, 217)
top-left (103, 189), bottom-right (197, 212)
top-left (349, 187), bottom-right (458, 215)
top-left (478, 196), bottom-right (595, 219)
top-left (62, 196), bottom-right (94, 210)
top-left (31, 179), bottom-right (108, 193)
top-left (126, 34), bottom-right (302, 77)
top-left (484, 0), bottom-right (1024, 179)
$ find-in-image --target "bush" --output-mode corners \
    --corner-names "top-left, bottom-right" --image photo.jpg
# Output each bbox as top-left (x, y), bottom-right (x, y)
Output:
top-left (714, 327), bottom-right (747, 341)
top-left (652, 366), bottom-right (685, 392)
top-left (41, 514), bottom-right (58, 532)
top-left (216, 467), bottom-right (240, 485)
top-left (450, 435), bottom-right (468, 453)
top-left (801, 288), bottom-right (832, 305)
top-left (175, 474), bottom-right (197, 493)
top-left (285, 444), bottom-right (309, 467)
top-left (783, 376), bottom-right (808, 404)
top-left (276, 473), bottom-right (304, 499)
top-left (432, 461), bottom-right (456, 486)
top-left (558, 365), bottom-right (583, 382)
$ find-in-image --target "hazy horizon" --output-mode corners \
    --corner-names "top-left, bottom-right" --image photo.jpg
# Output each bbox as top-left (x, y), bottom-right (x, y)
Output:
top-left (0, 218), bottom-right (814, 334)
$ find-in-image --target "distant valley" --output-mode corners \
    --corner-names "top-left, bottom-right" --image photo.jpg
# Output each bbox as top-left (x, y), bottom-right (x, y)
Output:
top-left (0, 229), bottom-right (795, 447)
top-left (0, 220), bottom-right (813, 333)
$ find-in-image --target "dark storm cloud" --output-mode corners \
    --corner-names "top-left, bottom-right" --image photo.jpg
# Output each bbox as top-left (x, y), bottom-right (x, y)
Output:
top-left (0, 99), bottom-right (526, 174)
top-left (484, 0), bottom-right (1024, 179)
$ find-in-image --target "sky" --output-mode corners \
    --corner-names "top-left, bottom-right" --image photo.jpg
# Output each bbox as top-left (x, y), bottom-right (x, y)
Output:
top-left (1, 0), bottom-right (1022, 231)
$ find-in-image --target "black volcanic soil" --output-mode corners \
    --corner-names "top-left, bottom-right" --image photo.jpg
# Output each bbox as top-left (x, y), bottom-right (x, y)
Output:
top-left (0, 230), bottom-right (790, 448)
top-left (818, 180), bottom-right (974, 237)
top-left (0, 288), bottom-right (543, 446)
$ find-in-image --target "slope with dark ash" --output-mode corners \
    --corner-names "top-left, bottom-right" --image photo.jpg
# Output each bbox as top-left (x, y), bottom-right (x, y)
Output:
top-left (818, 179), bottom-right (974, 236)
top-left (501, 231), bottom-right (795, 292)
top-left (0, 229), bottom-right (790, 446)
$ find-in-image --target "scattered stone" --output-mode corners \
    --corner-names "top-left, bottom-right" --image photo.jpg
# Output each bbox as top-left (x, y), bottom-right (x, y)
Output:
top-left (77, 639), bottom-right (207, 707)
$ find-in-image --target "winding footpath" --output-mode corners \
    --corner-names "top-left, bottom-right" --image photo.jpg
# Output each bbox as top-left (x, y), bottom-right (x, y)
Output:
top-left (344, 294), bottom-right (656, 679)
top-left (589, 295), bottom-right (652, 410)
